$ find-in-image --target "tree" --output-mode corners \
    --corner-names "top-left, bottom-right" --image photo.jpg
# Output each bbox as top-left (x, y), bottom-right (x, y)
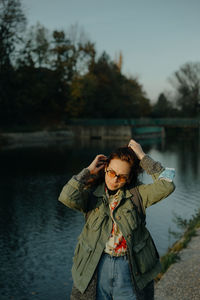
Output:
top-left (66, 51), bottom-right (151, 118)
top-left (152, 93), bottom-right (175, 117)
top-left (17, 23), bottom-right (50, 68)
top-left (51, 30), bottom-right (79, 82)
top-left (170, 62), bottom-right (200, 117)
top-left (121, 76), bottom-right (151, 117)
top-left (0, 0), bottom-right (26, 68)
top-left (66, 23), bottom-right (96, 75)
top-left (0, 0), bottom-right (26, 125)
top-left (51, 29), bottom-right (95, 82)
top-left (50, 30), bottom-right (97, 119)
top-left (66, 73), bottom-right (98, 117)
top-left (14, 66), bottom-right (65, 125)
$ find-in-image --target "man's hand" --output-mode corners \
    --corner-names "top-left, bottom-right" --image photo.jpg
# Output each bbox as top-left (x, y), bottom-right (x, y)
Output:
top-left (128, 139), bottom-right (146, 160)
top-left (87, 154), bottom-right (107, 175)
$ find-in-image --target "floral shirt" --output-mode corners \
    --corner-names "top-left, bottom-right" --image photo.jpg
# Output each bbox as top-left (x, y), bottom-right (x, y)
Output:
top-left (104, 189), bottom-right (127, 256)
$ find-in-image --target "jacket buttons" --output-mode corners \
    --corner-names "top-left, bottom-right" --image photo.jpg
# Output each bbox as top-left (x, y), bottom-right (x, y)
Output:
top-left (95, 207), bottom-right (99, 212)
top-left (116, 216), bottom-right (121, 221)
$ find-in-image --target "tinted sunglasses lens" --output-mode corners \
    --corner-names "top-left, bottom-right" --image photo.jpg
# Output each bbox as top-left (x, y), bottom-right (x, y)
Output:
top-left (108, 170), bottom-right (116, 178)
top-left (107, 170), bottom-right (127, 183)
top-left (118, 176), bottom-right (126, 183)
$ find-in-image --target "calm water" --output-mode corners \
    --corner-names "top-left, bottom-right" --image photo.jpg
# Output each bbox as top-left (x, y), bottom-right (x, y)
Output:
top-left (0, 133), bottom-right (200, 300)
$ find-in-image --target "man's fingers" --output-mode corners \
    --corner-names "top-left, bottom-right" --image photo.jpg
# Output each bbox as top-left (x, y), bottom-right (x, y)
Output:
top-left (96, 154), bottom-right (107, 159)
top-left (96, 164), bottom-right (105, 171)
top-left (95, 154), bottom-right (107, 163)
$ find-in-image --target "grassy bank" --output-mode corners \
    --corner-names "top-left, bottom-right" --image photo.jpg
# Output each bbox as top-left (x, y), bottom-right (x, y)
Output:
top-left (156, 209), bottom-right (200, 281)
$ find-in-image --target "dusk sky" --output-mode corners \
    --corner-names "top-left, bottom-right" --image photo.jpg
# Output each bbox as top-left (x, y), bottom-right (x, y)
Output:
top-left (21, 0), bottom-right (200, 102)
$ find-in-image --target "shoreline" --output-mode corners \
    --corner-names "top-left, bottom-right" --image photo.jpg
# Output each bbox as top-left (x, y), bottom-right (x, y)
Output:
top-left (0, 127), bottom-right (162, 150)
top-left (155, 227), bottom-right (200, 300)
top-left (155, 210), bottom-right (200, 299)
top-left (0, 129), bottom-right (74, 149)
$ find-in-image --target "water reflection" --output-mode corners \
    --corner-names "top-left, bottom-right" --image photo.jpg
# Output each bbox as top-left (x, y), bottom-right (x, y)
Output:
top-left (0, 133), bottom-right (200, 299)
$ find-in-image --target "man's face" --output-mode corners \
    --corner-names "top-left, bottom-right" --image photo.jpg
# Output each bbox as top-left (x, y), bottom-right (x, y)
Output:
top-left (105, 158), bottom-right (131, 191)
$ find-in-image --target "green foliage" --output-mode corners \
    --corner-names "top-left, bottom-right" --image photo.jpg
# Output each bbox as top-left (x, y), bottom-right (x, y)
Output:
top-left (0, 0), bottom-right (27, 125)
top-left (0, 10), bottom-right (151, 126)
top-left (17, 23), bottom-right (50, 68)
top-left (172, 210), bottom-right (200, 232)
top-left (152, 93), bottom-right (180, 118)
top-left (169, 211), bottom-right (200, 252)
top-left (160, 252), bottom-right (180, 273)
top-left (170, 62), bottom-right (200, 117)
top-left (72, 52), bottom-right (151, 118)
top-left (0, 0), bottom-right (26, 68)
top-left (182, 229), bottom-right (197, 248)
top-left (2, 1), bottom-right (200, 128)
top-left (157, 208), bottom-right (200, 280)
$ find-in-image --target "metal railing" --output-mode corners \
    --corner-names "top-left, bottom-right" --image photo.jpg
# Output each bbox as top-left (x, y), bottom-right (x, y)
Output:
top-left (67, 118), bottom-right (200, 127)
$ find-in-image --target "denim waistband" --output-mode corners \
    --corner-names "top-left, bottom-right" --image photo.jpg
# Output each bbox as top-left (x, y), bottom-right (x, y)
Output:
top-left (103, 252), bottom-right (128, 260)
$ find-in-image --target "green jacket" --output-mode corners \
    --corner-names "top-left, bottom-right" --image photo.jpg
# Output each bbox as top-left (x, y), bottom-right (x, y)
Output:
top-left (58, 155), bottom-right (175, 295)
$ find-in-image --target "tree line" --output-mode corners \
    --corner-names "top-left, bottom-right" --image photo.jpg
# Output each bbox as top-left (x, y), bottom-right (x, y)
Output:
top-left (0, 0), bottom-right (200, 128)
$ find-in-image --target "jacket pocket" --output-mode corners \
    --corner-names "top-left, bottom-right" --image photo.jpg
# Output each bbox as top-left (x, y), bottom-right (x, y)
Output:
top-left (122, 208), bottom-right (138, 231)
top-left (132, 232), bottom-right (159, 274)
top-left (73, 239), bottom-right (92, 275)
top-left (86, 210), bottom-right (107, 231)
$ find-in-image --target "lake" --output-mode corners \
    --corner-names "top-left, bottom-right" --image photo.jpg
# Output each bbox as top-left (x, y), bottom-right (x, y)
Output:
top-left (0, 131), bottom-right (200, 299)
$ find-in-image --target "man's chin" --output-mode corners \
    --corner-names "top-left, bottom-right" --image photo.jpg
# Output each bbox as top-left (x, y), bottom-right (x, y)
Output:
top-left (107, 184), bottom-right (118, 191)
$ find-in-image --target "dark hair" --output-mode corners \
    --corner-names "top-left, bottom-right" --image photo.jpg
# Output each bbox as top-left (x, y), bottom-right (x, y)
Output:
top-left (86, 146), bottom-right (143, 189)
top-left (107, 147), bottom-right (143, 187)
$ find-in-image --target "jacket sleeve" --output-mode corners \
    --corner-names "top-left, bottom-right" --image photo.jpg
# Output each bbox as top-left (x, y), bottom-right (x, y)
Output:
top-left (138, 155), bottom-right (176, 208)
top-left (58, 168), bottom-right (93, 213)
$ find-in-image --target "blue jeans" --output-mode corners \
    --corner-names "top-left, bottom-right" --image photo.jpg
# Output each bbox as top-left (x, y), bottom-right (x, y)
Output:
top-left (96, 253), bottom-right (137, 300)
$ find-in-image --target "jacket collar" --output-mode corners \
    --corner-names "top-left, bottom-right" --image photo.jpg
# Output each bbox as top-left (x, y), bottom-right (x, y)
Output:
top-left (92, 182), bottom-right (132, 199)
top-left (92, 182), bottom-right (106, 197)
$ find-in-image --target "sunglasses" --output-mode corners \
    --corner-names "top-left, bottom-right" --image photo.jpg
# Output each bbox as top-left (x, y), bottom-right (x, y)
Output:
top-left (105, 169), bottom-right (129, 183)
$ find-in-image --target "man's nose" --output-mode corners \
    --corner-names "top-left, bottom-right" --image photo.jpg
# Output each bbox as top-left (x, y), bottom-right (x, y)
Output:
top-left (113, 176), bottom-right (119, 183)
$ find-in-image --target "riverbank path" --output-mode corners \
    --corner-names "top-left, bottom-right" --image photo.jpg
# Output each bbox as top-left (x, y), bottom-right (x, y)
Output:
top-left (154, 227), bottom-right (200, 300)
